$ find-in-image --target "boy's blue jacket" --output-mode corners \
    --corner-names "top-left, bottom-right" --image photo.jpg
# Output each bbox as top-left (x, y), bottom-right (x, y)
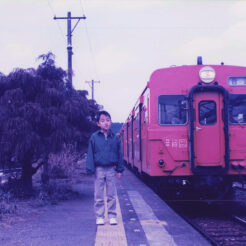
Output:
top-left (86, 130), bottom-right (124, 174)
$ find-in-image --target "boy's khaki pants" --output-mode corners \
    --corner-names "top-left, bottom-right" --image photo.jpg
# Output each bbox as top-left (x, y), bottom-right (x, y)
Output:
top-left (94, 166), bottom-right (117, 219)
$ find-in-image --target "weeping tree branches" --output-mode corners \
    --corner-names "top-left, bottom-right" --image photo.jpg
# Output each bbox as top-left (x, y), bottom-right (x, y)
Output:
top-left (0, 52), bottom-right (100, 195)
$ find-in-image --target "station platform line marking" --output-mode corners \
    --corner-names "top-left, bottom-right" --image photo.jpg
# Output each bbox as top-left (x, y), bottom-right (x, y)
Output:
top-left (128, 190), bottom-right (177, 246)
top-left (94, 190), bottom-right (128, 246)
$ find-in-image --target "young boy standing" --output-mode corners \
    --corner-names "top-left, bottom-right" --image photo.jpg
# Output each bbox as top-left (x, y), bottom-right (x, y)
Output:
top-left (86, 111), bottom-right (124, 225)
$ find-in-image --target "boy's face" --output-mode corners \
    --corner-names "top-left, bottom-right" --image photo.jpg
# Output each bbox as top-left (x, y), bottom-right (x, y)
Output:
top-left (97, 114), bottom-right (111, 132)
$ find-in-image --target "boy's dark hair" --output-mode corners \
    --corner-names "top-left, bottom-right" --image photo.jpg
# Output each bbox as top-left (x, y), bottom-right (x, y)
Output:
top-left (96, 110), bottom-right (111, 122)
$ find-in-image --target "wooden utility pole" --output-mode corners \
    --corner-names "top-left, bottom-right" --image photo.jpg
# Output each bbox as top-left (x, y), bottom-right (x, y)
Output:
top-left (54, 12), bottom-right (86, 88)
top-left (85, 80), bottom-right (100, 100)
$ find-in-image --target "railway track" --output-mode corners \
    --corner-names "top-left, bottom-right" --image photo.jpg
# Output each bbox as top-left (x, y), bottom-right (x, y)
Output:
top-left (232, 214), bottom-right (246, 226)
top-left (190, 212), bottom-right (246, 246)
top-left (132, 167), bottom-right (246, 245)
top-left (152, 181), bottom-right (246, 246)
top-left (169, 200), bottom-right (246, 246)
top-left (232, 182), bottom-right (246, 191)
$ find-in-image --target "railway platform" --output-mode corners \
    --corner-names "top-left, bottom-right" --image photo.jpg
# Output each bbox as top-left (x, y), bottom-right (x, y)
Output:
top-left (0, 168), bottom-right (211, 246)
top-left (74, 168), bottom-right (210, 246)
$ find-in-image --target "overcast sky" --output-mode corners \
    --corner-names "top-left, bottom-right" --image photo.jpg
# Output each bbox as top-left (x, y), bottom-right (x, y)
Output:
top-left (1, 0), bottom-right (246, 122)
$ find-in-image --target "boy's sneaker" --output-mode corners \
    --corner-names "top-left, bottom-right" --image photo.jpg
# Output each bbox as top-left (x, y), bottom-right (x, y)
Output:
top-left (109, 217), bottom-right (117, 225)
top-left (96, 218), bottom-right (104, 225)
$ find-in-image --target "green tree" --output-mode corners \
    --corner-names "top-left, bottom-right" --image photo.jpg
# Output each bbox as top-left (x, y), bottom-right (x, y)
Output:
top-left (0, 53), bottom-right (100, 195)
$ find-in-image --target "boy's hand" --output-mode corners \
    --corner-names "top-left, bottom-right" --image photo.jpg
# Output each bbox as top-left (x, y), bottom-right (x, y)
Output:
top-left (86, 170), bottom-right (94, 176)
top-left (117, 173), bottom-right (122, 179)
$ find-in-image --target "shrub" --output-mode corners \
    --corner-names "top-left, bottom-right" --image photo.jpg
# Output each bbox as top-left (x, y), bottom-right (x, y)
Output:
top-left (48, 144), bottom-right (85, 180)
top-left (0, 190), bottom-right (17, 218)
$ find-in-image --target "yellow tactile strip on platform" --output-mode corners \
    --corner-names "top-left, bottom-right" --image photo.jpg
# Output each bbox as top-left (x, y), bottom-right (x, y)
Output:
top-left (128, 190), bottom-right (177, 246)
top-left (94, 190), bottom-right (128, 246)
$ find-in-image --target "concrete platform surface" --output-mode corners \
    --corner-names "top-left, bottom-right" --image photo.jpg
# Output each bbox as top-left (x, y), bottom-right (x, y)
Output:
top-left (116, 169), bottom-right (211, 246)
top-left (0, 169), bottom-right (211, 246)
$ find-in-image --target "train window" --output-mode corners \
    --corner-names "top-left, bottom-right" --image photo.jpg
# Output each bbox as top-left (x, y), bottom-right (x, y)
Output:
top-left (136, 113), bottom-right (139, 133)
top-left (199, 101), bottom-right (217, 125)
top-left (158, 95), bottom-right (187, 125)
top-left (228, 77), bottom-right (246, 86)
top-left (229, 94), bottom-right (246, 124)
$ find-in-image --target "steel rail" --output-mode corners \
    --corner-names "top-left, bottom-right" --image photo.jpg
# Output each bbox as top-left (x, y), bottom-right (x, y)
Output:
top-left (231, 215), bottom-right (246, 227)
top-left (175, 211), bottom-right (220, 246)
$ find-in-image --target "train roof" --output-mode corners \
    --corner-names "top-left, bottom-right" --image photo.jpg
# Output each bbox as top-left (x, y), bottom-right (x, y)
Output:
top-left (148, 64), bottom-right (246, 89)
top-left (149, 64), bottom-right (246, 81)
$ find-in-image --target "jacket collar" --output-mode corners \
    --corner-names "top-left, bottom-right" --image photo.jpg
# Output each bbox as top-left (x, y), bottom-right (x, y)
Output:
top-left (96, 129), bottom-right (114, 138)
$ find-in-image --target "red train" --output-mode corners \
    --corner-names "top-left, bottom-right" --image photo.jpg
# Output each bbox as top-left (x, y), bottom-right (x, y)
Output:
top-left (120, 57), bottom-right (246, 198)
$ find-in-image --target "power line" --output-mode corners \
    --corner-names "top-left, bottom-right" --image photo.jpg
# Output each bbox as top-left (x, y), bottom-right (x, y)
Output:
top-left (79, 0), bottom-right (86, 16)
top-left (47, 0), bottom-right (56, 15)
top-left (78, 0), bottom-right (99, 79)
top-left (46, 0), bottom-right (66, 42)
top-left (84, 21), bottom-right (99, 78)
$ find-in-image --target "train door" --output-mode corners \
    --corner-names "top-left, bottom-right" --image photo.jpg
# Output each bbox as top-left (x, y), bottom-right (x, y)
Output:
top-left (121, 130), bottom-right (124, 159)
top-left (189, 86), bottom-right (230, 174)
top-left (130, 114), bottom-right (134, 166)
top-left (126, 122), bottom-right (129, 163)
top-left (193, 92), bottom-right (225, 167)
top-left (135, 104), bottom-right (142, 172)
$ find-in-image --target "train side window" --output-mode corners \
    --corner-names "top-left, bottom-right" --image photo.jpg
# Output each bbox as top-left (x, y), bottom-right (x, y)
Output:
top-left (199, 101), bottom-right (217, 125)
top-left (229, 94), bottom-right (246, 124)
top-left (158, 95), bottom-right (187, 125)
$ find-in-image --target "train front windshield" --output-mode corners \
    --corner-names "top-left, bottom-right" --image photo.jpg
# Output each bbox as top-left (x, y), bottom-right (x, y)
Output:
top-left (158, 95), bottom-right (187, 125)
top-left (229, 94), bottom-right (246, 124)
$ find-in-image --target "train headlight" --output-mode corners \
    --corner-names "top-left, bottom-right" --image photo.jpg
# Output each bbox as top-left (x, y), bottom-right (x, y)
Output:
top-left (159, 159), bottom-right (165, 167)
top-left (199, 66), bottom-right (216, 83)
